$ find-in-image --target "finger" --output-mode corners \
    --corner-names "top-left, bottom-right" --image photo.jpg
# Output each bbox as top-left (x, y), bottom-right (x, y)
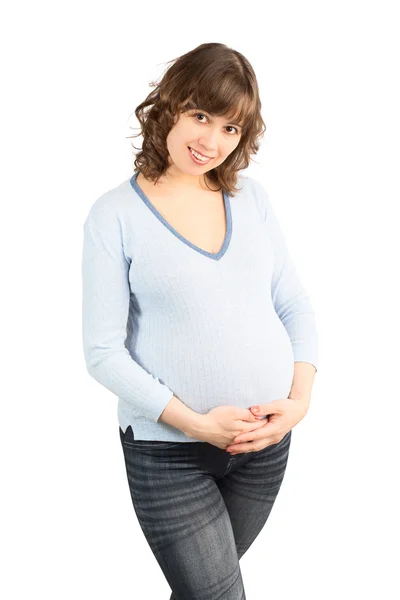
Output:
top-left (248, 409), bottom-right (265, 421)
top-left (233, 432), bottom-right (258, 444)
top-left (230, 433), bottom-right (260, 448)
top-left (251, 401), bottom-right (279, 416)
top-left (227, 443), bottom-right (253, 453)
top-left (236, 408), bottom-right (258, 421)
top-left (235, 425), bottom-right (280, 445)
top-left (237, 408), bottom-right (265, 423)
top-left (239, 422), bottom-right (265, 434)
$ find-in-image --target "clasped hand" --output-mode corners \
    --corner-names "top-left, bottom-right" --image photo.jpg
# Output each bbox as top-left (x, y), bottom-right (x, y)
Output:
top-left (226, 397), bottom-right (310, 454)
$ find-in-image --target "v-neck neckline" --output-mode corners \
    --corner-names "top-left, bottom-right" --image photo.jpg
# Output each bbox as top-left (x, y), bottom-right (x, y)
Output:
top-left (130, 171), bottom-right (232, 261)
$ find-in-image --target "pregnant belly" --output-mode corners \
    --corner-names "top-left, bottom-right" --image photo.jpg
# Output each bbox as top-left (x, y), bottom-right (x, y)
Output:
top-left (218, 311), bottom-right (295, 408)
top-left (134, 310), bottom-right (295, 414)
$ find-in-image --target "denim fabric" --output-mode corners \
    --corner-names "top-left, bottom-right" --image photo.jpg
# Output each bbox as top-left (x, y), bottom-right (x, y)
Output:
top-left (119, 425), bottom-right (292, 600)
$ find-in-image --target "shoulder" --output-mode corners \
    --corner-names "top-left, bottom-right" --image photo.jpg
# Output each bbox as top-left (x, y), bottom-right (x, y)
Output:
top-left (83, 177), bottom-right (136, 231)
top-left (235, 174), bottom-right (271, 222)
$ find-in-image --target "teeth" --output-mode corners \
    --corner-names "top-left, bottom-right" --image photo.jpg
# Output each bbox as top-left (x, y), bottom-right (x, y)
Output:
top-left (190, 147), bottom-right (210, 162)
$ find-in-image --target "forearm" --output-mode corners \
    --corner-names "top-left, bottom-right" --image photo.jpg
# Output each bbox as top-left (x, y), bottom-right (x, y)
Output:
top-left (288, 361), bottom-right (317, 407)
top-left (158, 395), bottom-right (203, 438)
top-left (158, 362), bottom-right (316, 435)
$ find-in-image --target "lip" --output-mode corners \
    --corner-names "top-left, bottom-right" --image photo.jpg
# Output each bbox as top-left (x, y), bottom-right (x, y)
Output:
top-left (188, 146), bottom-right (214, 160)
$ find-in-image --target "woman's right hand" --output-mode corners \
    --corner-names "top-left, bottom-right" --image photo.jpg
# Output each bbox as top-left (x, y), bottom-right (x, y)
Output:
top-left (196, 405), bottom-right (267, 450)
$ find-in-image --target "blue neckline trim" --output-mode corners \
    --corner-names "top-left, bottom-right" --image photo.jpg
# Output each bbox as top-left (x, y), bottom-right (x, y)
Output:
top-left (129, 171), bottom-right (232, 261)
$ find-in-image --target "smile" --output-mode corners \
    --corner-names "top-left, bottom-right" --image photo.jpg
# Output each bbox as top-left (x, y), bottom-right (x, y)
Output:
top-left (188, 146), bottom-right (214, 164)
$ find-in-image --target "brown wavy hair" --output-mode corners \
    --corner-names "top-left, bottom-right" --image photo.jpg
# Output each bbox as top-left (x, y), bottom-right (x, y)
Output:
top-left (126, 42), bottom-right (267, 196)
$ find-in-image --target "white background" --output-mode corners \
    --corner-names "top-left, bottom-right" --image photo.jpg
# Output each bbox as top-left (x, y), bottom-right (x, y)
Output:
top-left (2, 1), bottom-right (399, 598)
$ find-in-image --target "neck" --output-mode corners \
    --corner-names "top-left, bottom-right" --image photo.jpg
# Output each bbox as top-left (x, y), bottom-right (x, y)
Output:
top-left (136, 167), bottom-right (220, 194)
top-left (160, 169), bottom-right (210, 191)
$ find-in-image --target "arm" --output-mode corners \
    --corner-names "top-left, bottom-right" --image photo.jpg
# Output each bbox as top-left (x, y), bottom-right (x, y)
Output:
top-left (288, 361), bottom-right (317, 409)
top-left (82, 199), bottom-right (176, 423)
top-left (254, 180), bottom-right (319, 375)
top-left (158, 395), bottom-right (203, 437)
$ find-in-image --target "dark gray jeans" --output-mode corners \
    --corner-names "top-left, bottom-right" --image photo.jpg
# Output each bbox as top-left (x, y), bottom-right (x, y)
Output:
top-left (119, 424), bottom-right (292, 600)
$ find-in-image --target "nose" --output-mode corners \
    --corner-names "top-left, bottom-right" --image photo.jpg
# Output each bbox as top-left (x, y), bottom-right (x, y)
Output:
top-left (197, 128), bottom-right (219, 155)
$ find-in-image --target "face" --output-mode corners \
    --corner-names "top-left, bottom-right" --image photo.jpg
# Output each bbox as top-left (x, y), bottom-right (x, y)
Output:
top-left (164, 108), bottom-right (242, 184)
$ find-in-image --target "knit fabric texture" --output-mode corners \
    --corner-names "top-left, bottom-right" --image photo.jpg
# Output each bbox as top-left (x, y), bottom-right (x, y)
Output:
top-left (82, 171), bottom-right (318, 442)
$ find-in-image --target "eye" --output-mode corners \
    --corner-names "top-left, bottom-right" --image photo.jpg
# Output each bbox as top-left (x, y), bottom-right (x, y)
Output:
top-left (225, 125), bottom-right (239, 135)
top-left (194, 112), bottom-right (208, 123)
top-left (193, 112), bottom-right (239, 135)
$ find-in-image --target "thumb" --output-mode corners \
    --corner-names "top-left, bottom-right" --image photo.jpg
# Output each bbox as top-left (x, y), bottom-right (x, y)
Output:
top-left (236, 407), bottom-right (263, 422)
top-left (251, 401), bottom-right (279, 416)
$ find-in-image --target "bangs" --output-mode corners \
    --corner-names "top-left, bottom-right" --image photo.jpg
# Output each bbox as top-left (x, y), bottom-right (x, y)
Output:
top-left (179, 77), bottom-right (256, 129)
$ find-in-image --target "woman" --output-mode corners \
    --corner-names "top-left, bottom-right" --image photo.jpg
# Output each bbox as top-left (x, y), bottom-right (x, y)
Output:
top-left (82, 42), bottom-right (318, 600)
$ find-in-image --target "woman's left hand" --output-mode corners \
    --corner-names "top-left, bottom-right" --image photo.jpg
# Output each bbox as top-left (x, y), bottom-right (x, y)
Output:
top-left (226, 397), bottom-right (310, 454)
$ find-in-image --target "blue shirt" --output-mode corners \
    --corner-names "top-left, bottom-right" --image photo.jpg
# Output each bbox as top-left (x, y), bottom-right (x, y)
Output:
top-left (82, 171), bottom-right (318, 442)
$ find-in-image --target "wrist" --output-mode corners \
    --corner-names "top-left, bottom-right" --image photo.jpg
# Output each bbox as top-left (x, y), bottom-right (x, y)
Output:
top-left (288, 392), bottom-right (311, 411)
top-left (158, 395), bottom-right (207, 438)
top-left (184, 412), bottom-right (208, 439)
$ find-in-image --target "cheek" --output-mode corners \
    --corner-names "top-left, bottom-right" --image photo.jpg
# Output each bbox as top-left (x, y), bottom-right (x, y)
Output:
top-left (224, 139), bottom-right (240, 155)
top-left (167, 129), bottom-right (185, 152)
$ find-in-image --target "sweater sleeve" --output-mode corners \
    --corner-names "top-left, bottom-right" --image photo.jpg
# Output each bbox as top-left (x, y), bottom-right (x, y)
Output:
top-left (254, 180), bottom-right (319, 373)
top-left (81, 202), bottom-right (175, 422)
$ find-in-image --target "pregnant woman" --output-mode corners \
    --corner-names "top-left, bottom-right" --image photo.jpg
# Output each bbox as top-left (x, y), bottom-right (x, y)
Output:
top-left (82, 42), bottom-right (319, 600)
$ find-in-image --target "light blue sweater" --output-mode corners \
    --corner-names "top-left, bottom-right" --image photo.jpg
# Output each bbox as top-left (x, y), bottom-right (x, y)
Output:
top-left (82, 171), bottom-right (318, 442)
